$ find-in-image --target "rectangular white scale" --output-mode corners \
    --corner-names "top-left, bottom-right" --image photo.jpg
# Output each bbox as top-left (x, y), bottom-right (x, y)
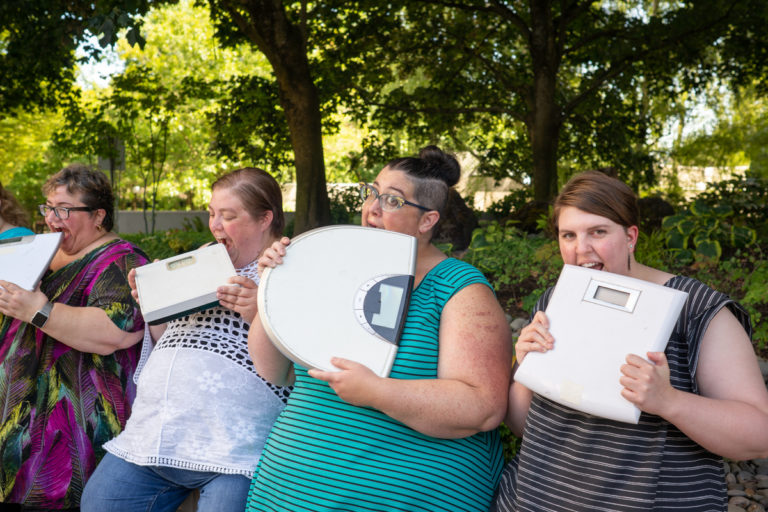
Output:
top-left (135, 243), bottom-right (236, 325)
top-left (258, 225), bottom-right (417, 377)
top-left (514, 264), bottom-right (688, 423)
top-left (0, 233), bottom-right (62, 290)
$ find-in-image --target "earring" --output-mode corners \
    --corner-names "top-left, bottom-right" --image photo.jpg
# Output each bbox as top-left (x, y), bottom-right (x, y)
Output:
top-left (96, 224), bottom-right (103, 232)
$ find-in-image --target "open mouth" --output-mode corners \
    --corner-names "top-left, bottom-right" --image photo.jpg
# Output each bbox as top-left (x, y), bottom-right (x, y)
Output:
top-left (580, 262), bottom-right (603, 270)
top-left (50, 227), bottom-right (67, 238)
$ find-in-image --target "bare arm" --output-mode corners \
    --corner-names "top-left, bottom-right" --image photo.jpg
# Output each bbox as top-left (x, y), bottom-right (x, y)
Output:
top-left (0, 280), bottom-right (142, 355)
top-left (247, 311), bottom-right (295, 386)
top-left (506, 363), bottom-right (534, 437)
top-left (504, 310), bottom-right (551, 436)
top-left (621, 308), bottom-right (768, 460)
top-left (36, 302), bottom-right (142, 354)
top-left (309, 283), bottom-right (513, 439)
top-left (245, 236), bottom-right (295, 386)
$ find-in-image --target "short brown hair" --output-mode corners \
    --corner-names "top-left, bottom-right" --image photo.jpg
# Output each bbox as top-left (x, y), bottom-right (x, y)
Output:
top-left (212, 167), bottom-right (285, 239)
top-left (0, 181), bottom-right (30, 228)
top-left (42, 164), bottom-right (115, 231)
top-left (553, 171), bottom-right (639, 234)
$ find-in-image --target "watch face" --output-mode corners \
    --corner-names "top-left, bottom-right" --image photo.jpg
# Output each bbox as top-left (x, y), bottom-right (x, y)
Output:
top-left (30, 302), bottom-right (52, 328)
top-left (30, 311), bottom-right (47, 328)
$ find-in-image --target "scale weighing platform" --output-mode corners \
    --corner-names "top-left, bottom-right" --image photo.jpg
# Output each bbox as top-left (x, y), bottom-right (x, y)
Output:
top-left (135, 243), bottom-right (236, 325)
top-left (0, 232), bottom-right (62, 290)
top-left (258, 225), bottom-right (417, 377)
top-left (514, 264), bottom-right (688, 423)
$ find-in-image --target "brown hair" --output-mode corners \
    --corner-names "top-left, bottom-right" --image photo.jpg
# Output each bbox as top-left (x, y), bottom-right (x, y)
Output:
top-left (43, 163), bottom-right (115, 231)
top-left (0, 181), bottom-right (30, 228)
top-left (552, 170), bottom-right (639, 234)
top-left (212, 167), bottom-right (285, 239)
top-left (385, 145), bottom-right (461, 213)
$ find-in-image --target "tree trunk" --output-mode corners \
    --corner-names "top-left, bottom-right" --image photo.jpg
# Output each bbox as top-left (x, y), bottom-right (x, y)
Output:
top-left (275, 65), bottom-right (331, 234)
top-left (220, 0), bottom-right (331, 234)
top-left (527, 0), bottom-right (562, 204)
top-left (528, 103), bottom-right (561, 204)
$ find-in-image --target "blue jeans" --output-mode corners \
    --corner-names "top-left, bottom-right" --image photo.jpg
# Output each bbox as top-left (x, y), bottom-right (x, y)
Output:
top-left (81, 453), bottom-right (252, 512)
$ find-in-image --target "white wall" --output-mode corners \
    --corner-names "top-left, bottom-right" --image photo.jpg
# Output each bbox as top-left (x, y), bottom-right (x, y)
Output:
top-left (115, 210), bottom-right (210, 234)
top-left (115, 210), bottom-right (296, 234)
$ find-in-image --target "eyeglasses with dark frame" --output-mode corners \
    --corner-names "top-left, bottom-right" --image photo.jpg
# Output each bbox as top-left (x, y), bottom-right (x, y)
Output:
top-left (38, 204), bottom-right (96, 220)
top-left (358, 183), bottom-right (431, 212)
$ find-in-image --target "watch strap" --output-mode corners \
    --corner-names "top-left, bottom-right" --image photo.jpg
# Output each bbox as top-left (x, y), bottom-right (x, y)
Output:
top-left (30, 301), bottom-right (53, 329)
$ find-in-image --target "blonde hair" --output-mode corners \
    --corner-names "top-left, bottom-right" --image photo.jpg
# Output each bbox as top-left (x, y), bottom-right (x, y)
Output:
top-left (212, 168), bottom-right (285, 239)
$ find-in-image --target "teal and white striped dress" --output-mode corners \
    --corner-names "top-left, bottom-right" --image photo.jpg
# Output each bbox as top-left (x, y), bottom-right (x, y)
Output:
top-left (246, 258), bottom-right (504, 511)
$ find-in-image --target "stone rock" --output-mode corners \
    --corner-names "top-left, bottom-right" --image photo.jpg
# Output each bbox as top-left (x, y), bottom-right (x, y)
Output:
top-left (510, 317), bottom-right (529, 333)
top-left (739, 471), bottom-right (757, 483)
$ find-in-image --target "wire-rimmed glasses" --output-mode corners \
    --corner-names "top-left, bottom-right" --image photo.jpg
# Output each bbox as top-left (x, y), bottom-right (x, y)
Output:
top-left (358, 183), bottom-right (431, 212)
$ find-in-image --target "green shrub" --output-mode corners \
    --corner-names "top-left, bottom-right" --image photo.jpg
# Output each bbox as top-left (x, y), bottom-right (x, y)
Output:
top-left (714, 249), bottom-right (768, 354)
top-left (695, 175), bottom-right (768, 238)
top-left (499, 424), bottom-right (522, 462)
top-left (121, 229), bottom-right (214, 260)
top-left (661, 199), bottom-right (756, 264)
top-left (461, 220), bottom-right (561, 316)
top-left (328, 185), bottom-right (362, 225)
top-left (485, 188), bottom-right (533, 220)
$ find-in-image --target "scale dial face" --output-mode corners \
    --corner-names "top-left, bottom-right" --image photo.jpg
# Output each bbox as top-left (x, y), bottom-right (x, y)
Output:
top-left (354, 274), bottom-right (412, 345)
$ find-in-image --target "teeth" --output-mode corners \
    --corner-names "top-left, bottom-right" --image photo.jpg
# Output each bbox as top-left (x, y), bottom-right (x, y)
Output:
top-left (581, 262), bottom-right (599, 268)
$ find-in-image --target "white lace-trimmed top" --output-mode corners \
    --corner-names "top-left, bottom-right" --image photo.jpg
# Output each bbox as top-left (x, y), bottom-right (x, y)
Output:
top-left (104, 260), bottom-right (290, 477)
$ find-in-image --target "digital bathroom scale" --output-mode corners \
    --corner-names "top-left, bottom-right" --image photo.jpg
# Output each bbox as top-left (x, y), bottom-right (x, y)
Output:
top-left (0, 232), bottom-right (62, 290)
top-left (514, 264), bottom-right (688, 424)
top-left (257, 225), bottom-right (417, 377)
top-left (135, 243), bottom-right (236, 325)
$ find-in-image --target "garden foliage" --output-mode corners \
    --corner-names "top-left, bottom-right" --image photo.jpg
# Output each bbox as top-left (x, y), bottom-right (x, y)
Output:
top-left (122, 176), bottom-right (768, 462)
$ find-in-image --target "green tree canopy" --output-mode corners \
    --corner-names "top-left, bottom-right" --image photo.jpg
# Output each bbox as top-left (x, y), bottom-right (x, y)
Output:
top-left (349, 0), bottom-right (768, 202)
top-left (0, 1), bottom-right (150, 115)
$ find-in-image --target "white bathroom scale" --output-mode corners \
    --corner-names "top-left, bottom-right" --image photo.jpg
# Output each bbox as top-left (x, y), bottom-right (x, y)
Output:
top-left (135, 243), bottom-right (236, 325)
top-left (257, 225), bottom-right (417, 377)
top-left (514, 264), bottom-right (688, 423)
top-left (0, 232), bottom-right (62, 290)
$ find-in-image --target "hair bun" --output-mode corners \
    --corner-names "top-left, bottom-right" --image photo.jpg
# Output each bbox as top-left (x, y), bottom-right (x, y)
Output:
top-left (418, 145), bottom-right (460, 188)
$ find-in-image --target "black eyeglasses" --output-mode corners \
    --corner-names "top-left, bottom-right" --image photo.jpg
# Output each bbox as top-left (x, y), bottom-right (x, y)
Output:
top-left (358, 183), bottom-right (431, 212)
top-left (39, 205), bottom-right (96, 220)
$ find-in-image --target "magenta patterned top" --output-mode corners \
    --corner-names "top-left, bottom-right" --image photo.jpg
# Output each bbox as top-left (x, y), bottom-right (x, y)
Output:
top-left (0, 238), bottom-right (148, 508)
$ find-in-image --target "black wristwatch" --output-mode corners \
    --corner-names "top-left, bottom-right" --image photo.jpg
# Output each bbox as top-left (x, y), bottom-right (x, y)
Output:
top-left (30, 301), bottom-right (53, 329)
